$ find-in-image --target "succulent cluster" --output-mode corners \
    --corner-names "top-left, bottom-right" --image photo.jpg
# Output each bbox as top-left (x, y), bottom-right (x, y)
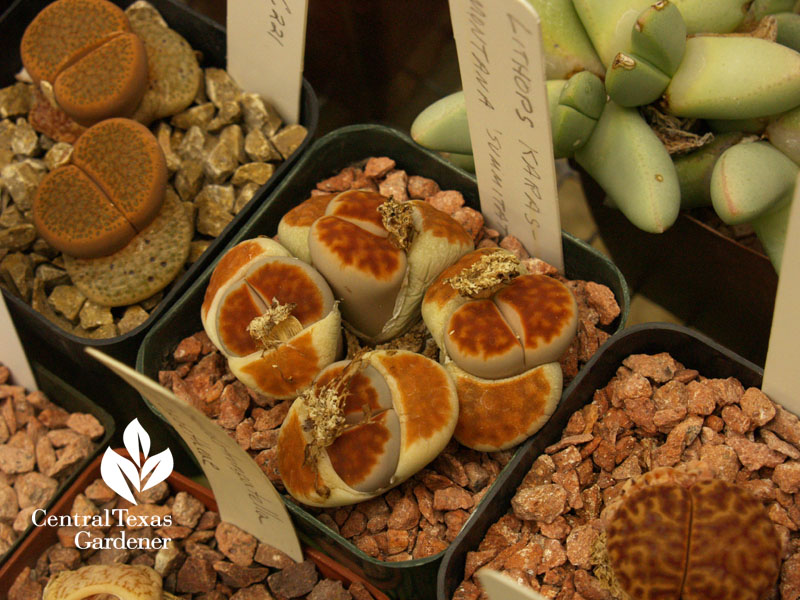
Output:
top-left (412, 0), bottom-right (800, 271)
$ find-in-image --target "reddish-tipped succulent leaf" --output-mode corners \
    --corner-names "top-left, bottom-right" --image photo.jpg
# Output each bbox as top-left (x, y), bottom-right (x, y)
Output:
top-left (277, 350), bottom-right (459, 507)
top-left (202, 238), bottom-right (341, 399)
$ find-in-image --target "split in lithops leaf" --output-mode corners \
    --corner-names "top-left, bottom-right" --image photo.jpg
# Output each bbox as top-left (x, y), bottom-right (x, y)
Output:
top-left (422, 248), bottom-right (574, 450)
top-left (575, 100), bottom-right (681, 233)
top-left (21, 0), bottom-right (149, 126)
top-left (665, 36), bottom-right (800, 119)
top-left (548, 72), bottom-right (605, 158)
top-left (572, 0), bottom-right (655, 67)
top-left (64, 191), bottom-right (191, 307)
top-left (277, 350), bottom-right (459, 507)
top-left (630, 0), bottom-right (687, 76)
top-left (710, 140), bottom-right (798, 225)
top-left (43, 564), bottom-right (164, 600)
top-left (279, 189), bottom-right (473, 343)
top-left (33, 117), bottom-right (167, 258)
top-left (202, 237), bottom-right (341, 399)
top-left (752, 199), bottom-right (791, 271)
top-left (671, 0), bottom-right (750, 33)
top-left (605, 52), bottom-right (671, 107)
top-left (605, 469), bottom-right (781, 600)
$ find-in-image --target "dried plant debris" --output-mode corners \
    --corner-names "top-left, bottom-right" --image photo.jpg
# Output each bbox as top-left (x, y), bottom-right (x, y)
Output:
top-left (247, 300), bottom-right (303, 353)
top-left (0, 2), bottom-right (307, 339)
top-left (642, 104), bottom-right (713, 155)
top-left (451, 352), bottom-right (800, 600)
top-left (443, 252), bottom-right (522, 299)
top-left (7, 478), bottom-right (378, 600)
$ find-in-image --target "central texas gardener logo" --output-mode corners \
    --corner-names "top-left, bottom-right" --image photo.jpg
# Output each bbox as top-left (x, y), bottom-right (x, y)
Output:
top-left (101, 419), bottom-right (174, 505)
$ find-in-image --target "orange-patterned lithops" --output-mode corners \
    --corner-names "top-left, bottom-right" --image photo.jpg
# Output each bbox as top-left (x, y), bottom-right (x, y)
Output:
top-left (21, 0), bottom-right (149, 126)
top-left (33, 118), bottom-right (167, 258)
top-left (277, 189), bottom-right (473, 343)
top-left (43, 564), bottom-right (163, 600)
top-left (202, 237), bottom-right (341, 400)
top-left (607, 470), bottom-right (781, 600)
top-left (421, 247), bottom-right (577, 451)
top-left (277, 350), bottom-right (459, 507)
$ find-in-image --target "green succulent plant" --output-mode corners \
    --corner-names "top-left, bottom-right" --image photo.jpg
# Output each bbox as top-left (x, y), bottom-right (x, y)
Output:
top-left (410, 0), bottom-right (800, 272)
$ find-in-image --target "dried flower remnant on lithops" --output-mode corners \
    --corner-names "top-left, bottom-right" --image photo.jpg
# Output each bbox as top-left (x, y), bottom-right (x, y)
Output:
top-left (277, 350), bottom-right (459, 507)
top-left (278, 188), bottom-right (474, 343)
top-left (202, 237), bottom-right (341, 399)
top-left (422, 247), bottom-right (578, 451)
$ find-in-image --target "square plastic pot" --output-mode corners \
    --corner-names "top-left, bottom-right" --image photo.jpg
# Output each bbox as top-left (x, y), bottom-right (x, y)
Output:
top-left (0, 0), bottom-right (318, 370)
top-left (437, 322), bottom-right (764, 600)
top-left (137, 123), bottom-right (630, 599)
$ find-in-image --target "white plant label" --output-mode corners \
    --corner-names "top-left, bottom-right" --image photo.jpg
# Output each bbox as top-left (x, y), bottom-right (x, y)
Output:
top-left (0, 294), bottom-right (36, 390)
top-left (478, 569), bottom-right (549, 600)
top-left (762, 175), bottom-right (800, 417)
top-left (227, 0), bottom-right (308, 124)
top-left (449, 0), bottom-right (564, 271)
top-left (86, 348), bottom-right (303, 561)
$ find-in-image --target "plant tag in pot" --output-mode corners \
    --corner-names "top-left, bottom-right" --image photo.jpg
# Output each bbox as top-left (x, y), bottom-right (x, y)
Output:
top-left (0, 294), bottom-right (36, 390)
top-left (86, 348), bottom-right (303, 562)
top-left (449, 0), bottom-right (563, 271)
top-left (763, 173), bottom-right (800, 418)
top-left (228, 0), bottom-right (308, 123)
top-left (478, 569), bottom-right (549, 600)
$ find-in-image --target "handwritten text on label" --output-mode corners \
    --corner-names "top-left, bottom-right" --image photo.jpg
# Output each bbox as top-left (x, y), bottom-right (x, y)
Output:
top-left (450, 0), bottom-right (564, 270)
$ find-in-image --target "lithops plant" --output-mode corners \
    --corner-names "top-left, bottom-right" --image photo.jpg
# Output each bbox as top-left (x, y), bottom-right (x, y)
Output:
top-left (604, 467), bottom-right (781, 600)
top-left (21, 0), bottom-right (149, 126)
top-left (33, 117), bottom-right (167, 258)
top-left (277, 189), bottom-right (474, 343)
top-left (422, 248), bottom-right (577, 451)
top-left (43, 564), bottom-right (172, 600)
top-left (201, 237), bottom-right (341, 399)
top-left (411, 0), bottom-right (800, 269)
top-left (276, 349), bottom-right (459, 507)
top-left (63, 191), bottom-right (191, 306)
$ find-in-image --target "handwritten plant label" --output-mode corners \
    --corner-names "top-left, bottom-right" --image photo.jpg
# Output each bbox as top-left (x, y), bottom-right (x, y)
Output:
top-left (0, 294), bottom-right (36, 390)
top-left (227, 0), bottom-right (309, 124)
top-left (449, 0), bottom-right (563, 271)
top-left (478, 569), bottom-right (549, 600)
top-left (762, 175), bottom-right (800, 417)
top-left (86, 348), bottom-right (303, 561)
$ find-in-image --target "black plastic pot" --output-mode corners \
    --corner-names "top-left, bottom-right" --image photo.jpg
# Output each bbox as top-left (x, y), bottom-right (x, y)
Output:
top-left (437, 322), bottom-right (764, 600)
top-left (0, 363), bottom-right (114, 568)
top-left (1, 0), bottom-right (318, 370)
top-left (580, 170), bottom-right (777, 367)
top-left (137, 124), bottom-right (630, 599)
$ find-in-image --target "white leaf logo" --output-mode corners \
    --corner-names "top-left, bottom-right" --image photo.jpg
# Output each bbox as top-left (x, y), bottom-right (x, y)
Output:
top-left (100, 419), bottom-right (174, 504)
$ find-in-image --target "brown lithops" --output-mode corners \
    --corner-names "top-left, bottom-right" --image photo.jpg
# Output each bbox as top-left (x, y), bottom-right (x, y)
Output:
top-left (63, 191), bottom-right (191, 306)
top-left (277, 350), bottom-right (459, 507)
top-left (607, 469), bottom-right (782, 600)
top-left (202, 238), bottom-right (341, 399)
top-left (33, 117), bottom-right (167, 258)
top-left (422, 248), bottom-right (577, 451)
top-left (21, 0), bottom-right (148, 126)
top-left (277, 189), bottom-right (473, 343)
